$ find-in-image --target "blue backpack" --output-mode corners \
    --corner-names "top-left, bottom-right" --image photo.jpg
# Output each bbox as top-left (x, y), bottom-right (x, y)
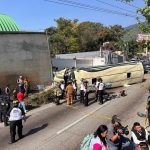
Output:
top-left (80, 134), bottom-right (94, 150)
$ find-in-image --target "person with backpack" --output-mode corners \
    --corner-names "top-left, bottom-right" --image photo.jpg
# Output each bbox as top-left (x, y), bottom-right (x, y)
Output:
top-left (80, 125), bottom-right (109, 150)
top-left (90, 125), bottom-right (109, 150)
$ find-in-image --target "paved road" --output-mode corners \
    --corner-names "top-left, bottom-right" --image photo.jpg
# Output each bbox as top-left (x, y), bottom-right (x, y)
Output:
top-left (0, 74), bottom-right (150, 150)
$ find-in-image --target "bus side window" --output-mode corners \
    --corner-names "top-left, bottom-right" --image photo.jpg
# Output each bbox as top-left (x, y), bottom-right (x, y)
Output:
top-left (92, 78), bottom-right (97, 84)
top-left (127, 73), bottom-right (131, 78)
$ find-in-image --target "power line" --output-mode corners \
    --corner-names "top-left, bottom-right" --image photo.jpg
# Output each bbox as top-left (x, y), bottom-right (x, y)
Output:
top-left (58, 0), bottom-right (139, 17)
top-left (95, 0), bottom-right (137, 14)
top-left (44, 0), bottom-right (141, 19)
top-left (116, 0), bottom-right (140, 9)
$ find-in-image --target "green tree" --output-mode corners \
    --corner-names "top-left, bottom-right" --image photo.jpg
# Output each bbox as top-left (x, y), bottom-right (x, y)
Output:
top-left (78, 22), bottom-right (103, 52)
top-left (46, 18), bottom-right (80, 55)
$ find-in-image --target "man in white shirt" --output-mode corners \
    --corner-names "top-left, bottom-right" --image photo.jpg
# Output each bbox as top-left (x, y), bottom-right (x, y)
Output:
top-left (131, 122), bottom-right (149, 145)
top-left (97, 78), bottom-right (104, 104)
top-left (8, 101), bottom-right (26, 144)
top-left (59, 81), bottom-right (65, 99)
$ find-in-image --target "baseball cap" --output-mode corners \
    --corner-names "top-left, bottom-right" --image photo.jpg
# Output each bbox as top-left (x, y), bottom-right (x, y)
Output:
top-left (112, 115), bottom-right (121, 122)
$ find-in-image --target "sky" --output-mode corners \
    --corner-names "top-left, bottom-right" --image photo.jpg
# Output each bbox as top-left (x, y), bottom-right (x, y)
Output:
top-left (0, 0), bottom-right (145, 31)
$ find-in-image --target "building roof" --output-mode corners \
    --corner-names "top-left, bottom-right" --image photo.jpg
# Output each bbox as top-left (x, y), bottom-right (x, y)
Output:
top-left (56, 51), bottom-right (101, 59)
top-left (0, 14), bottom-right (20, 31)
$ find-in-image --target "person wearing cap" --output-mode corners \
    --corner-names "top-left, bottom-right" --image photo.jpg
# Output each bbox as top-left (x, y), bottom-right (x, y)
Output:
top-left (106, 115), bottom-right (132, 150)
top-left (7, 101), bottom-right (26, 144)
top-left (65, 81), bottom-right (74, 105)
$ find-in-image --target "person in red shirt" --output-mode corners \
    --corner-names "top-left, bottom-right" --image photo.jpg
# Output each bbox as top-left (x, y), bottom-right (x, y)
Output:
top-left (17, 91), bottom-right (27, 113)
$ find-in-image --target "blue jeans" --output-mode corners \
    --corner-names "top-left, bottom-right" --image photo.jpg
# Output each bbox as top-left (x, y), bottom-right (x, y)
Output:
top-left (19, 102), bottom-right (27, 113)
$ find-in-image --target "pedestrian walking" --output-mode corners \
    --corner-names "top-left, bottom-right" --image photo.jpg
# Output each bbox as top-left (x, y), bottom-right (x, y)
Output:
top-left (90, 125), bottom-right (109, 150)
top-left (8, 101), bottom-right (26, 144)
top-left (65, 81), bottom-right (74, 105)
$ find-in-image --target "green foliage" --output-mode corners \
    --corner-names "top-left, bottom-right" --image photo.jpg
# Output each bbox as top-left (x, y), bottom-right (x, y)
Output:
top-left (46, 18), bottom-right (125, 54)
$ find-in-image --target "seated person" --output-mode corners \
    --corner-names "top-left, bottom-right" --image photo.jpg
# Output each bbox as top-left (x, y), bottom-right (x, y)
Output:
top-left (131, 122), bottom-right (149, 145)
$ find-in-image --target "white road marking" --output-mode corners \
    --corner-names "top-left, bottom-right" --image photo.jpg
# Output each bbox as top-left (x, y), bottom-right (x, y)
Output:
top-left (57, 102), bottom-right (108, 135)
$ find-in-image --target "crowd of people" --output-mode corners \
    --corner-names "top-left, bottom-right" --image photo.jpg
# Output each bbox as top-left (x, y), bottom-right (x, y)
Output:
top-left (0, 75), bottom-right (30, 143)
top-left (56, 73), bottom-right (107, 107)
top-left (81, 115), bottom-right (150, 150)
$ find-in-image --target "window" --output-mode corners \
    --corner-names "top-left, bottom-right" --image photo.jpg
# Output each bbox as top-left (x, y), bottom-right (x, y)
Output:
top-left (127, 73), bottom-right (131, 78)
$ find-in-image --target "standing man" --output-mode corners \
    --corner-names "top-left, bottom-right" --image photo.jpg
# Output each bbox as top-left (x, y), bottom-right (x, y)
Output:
top-left (8, 101), bottom-right (26, 144)
top-left (17, 90), bottom-right (27, 113)
top-left (95, 77), bottom-right (100, 101)
top-left (83, 80), bottom-right (89, 107)
top-left (64, 69), bottom-right (69, 87)
top-left (80, 78), bottom-right (85, 103)
top-left (97, 78), bottom-right (105, 105)
top-left (17, 76), bottom-right (24, 92)
top-left (59, 81), bottom-right (65, 100)
top-left (0, 93), bottom-right (9, 126)
top-left (72, 79), bottom-right (77, 100)
top-left (65, 81), bottom-right (74, 105)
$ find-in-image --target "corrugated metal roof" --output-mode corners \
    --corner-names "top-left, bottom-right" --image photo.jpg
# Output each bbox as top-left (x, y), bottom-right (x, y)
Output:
top-left (0, 14), bottom-right (20, 32)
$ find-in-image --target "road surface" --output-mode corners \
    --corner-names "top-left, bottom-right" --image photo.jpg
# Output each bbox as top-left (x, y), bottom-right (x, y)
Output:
top-left (0, 74), bottom-right (150, 150)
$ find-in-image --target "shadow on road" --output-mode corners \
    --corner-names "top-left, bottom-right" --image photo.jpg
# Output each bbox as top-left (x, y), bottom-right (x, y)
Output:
top-left (24, 123), bottom-right (48, 137)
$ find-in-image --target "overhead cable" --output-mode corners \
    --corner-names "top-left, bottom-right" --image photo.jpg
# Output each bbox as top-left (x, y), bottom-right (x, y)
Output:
top-left (44, 0), bottom-right (142, 19)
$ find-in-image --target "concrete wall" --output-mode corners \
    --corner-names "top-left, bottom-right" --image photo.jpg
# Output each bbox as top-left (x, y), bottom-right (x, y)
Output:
top-left (0, 32), bottom-right (51, 89)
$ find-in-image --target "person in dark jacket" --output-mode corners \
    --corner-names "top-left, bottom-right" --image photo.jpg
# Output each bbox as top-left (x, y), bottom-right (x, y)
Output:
top-left (131, 122), bottom-right (149, 145)
top-left (0, 92), bottom-right (10, 126)
top-left (8, 101), bottom-right (26, 144)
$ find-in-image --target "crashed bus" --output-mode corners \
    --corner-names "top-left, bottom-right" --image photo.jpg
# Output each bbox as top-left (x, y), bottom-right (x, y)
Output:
top-left (54, 62), bottom-right (144, 88)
